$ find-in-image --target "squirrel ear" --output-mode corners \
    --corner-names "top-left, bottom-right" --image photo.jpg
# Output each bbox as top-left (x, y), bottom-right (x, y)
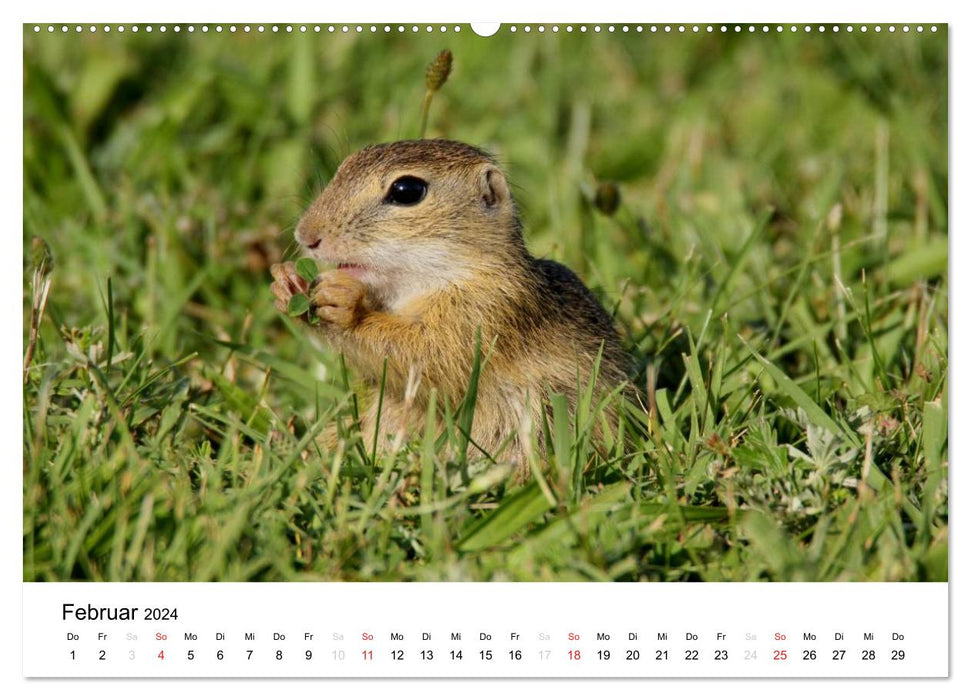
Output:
top-left (478, 165), bottom-right (510, 208)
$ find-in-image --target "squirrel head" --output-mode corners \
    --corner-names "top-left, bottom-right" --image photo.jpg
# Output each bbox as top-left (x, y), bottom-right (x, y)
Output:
top-left (295, 139), bottom-right (524, 307)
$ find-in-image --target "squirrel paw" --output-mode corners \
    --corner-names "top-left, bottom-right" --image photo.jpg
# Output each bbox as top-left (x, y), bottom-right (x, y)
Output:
top-left (270, 262), bottom-right (311, 316)
top-left (311, 270), bottom-right (369, 330)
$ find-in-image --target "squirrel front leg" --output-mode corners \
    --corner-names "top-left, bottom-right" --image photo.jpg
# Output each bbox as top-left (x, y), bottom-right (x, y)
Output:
top-left (270, 262), bottom-right (310, 316)
top-left (273, 265), bottom-right (472, 394)
top-left (309, 270), bottom-right (376, 331)
top-left (312, 273), bottom-right (473, 392)
top-left (271, 264), bottom-right (379, 364)
top-left (271, 264), bottom-right (377, 340)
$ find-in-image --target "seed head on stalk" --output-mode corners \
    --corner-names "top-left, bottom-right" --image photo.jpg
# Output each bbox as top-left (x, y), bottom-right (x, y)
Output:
top-left (419, 49), bottom-right (453, 138)
top-left (24, 237), bottom-right (54, 383)
top-left (593, 182), bottom-right (621, 216)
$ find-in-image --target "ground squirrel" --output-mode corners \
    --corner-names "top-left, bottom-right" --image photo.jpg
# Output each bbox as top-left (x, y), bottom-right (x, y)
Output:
top-left (271, 139), bottom-right (629, 478)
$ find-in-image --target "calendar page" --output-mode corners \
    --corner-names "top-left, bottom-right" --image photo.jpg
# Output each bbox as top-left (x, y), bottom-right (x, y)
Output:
top-left (20, 8), bottom-right (951, 689)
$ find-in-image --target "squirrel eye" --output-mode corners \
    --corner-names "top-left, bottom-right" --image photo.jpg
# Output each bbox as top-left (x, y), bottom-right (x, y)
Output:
top-left (386, 176), bottom-right (428, 206)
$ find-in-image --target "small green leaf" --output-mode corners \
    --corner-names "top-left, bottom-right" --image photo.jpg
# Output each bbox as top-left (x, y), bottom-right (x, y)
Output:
top-left (296, 258), bottom-right (318, 283)
top-left (287, 293), bottom-right (310, 317)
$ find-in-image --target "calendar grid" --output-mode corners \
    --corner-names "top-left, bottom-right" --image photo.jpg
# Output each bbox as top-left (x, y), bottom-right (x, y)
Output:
top-left (23, 582), bottom-right (948, 678)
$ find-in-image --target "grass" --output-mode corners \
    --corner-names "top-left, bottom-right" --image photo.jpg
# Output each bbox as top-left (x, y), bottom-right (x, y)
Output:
top-left (23, 25), bottom-right (947, 582)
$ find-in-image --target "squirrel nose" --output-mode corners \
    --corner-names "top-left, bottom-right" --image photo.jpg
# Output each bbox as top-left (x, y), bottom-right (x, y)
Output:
top-left (295, 223), bottom-right (322, 250)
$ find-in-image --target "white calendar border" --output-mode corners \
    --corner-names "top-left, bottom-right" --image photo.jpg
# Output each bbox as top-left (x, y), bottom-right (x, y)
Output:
top-left (6, 0), bottom-right (963, 697)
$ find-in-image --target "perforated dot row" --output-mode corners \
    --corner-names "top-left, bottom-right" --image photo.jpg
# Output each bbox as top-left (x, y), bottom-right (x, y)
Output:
top-left (509, 24), bottom-right (937, 34)
top-left (31, 25), bottom-right (465, 34)
top-left (30, 24), bottom-right (940, 35)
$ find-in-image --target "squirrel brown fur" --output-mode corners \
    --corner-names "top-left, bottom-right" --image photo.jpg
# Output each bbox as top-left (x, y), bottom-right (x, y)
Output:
top-left (270, 139), bottom-right (629, 479)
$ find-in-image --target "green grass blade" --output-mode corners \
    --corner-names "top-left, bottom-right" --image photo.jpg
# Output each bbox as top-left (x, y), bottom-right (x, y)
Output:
top-left (458, 483), bottom-right (554, 552)
top-left (743, 339), bottom-right (859, 448)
